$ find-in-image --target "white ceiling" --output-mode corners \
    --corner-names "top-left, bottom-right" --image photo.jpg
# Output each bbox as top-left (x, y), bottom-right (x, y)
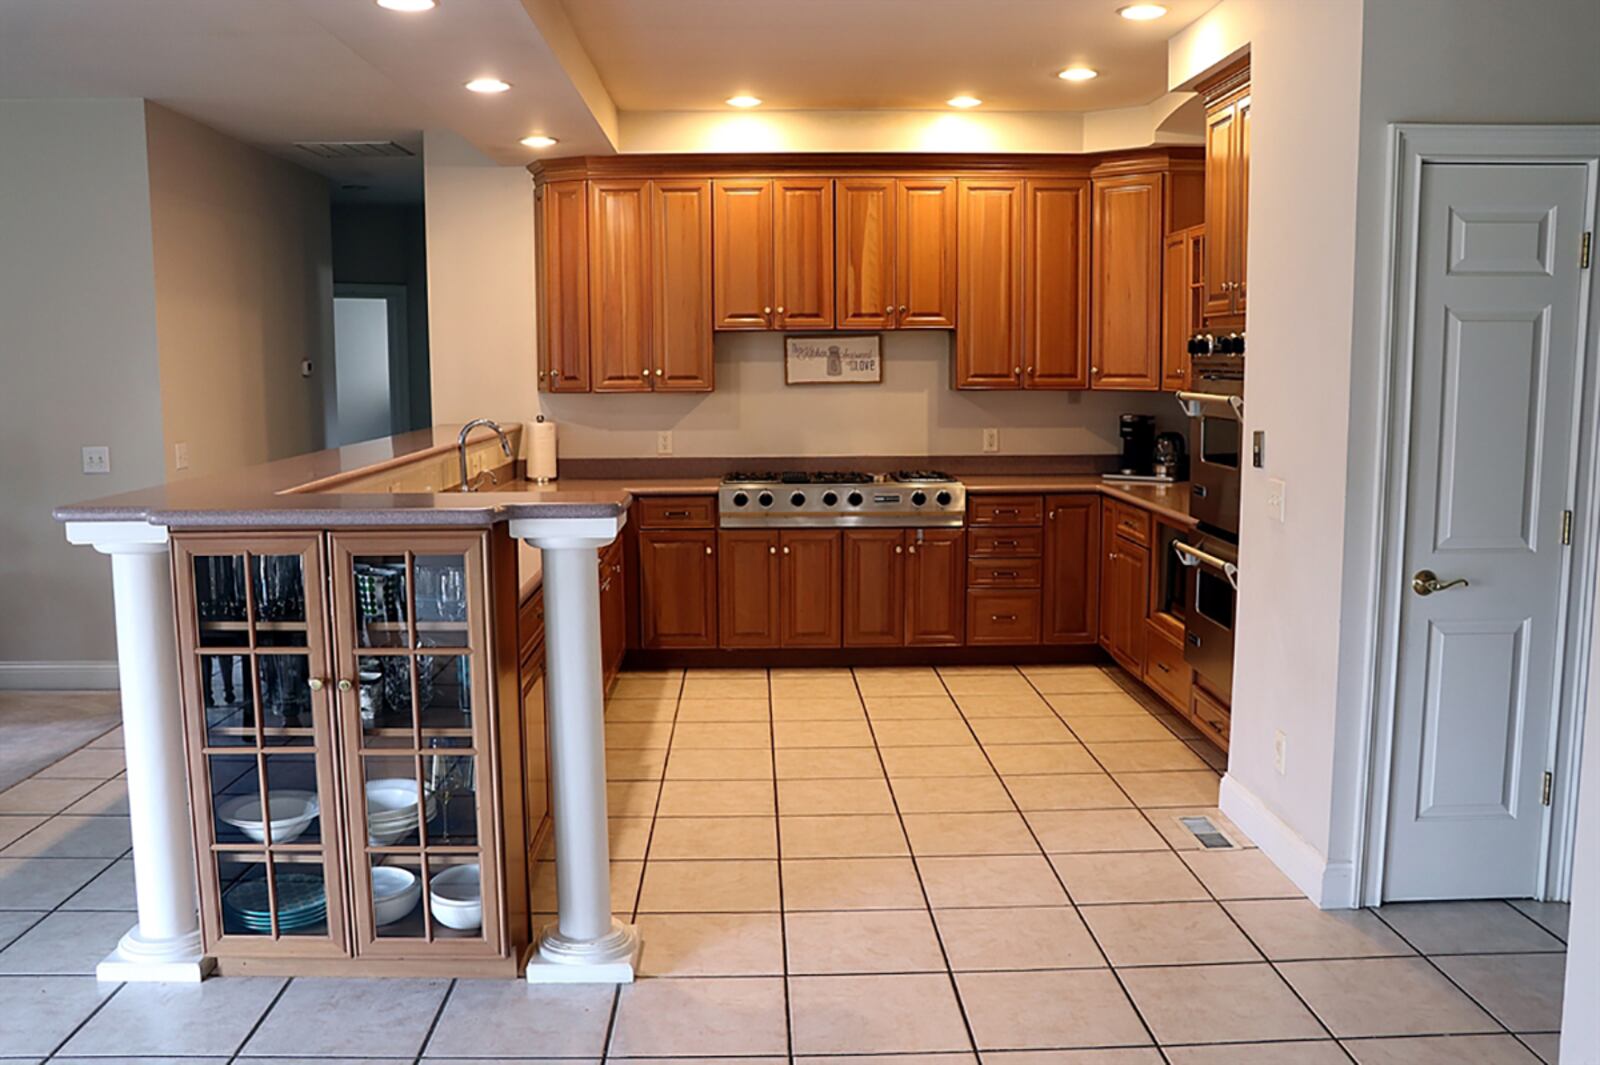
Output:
top-left (560, 0), bottom-right (1215, 112)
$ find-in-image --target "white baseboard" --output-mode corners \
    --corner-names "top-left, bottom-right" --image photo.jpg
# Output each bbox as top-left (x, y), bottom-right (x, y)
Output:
top-left (0, 660), bottom-right (120, 691)
top-left (1219, 773), bottom-right (1356, 909)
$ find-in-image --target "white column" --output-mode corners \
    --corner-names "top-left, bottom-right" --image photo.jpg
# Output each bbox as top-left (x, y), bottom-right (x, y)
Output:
top-left (510, 513), bottom-right (639, 983)
top-left (64, 522), bottom-right (213, 983)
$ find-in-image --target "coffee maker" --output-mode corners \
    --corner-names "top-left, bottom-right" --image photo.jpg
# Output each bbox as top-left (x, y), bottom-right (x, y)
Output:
top-left (1115, 414), bottom-right (1156, 477)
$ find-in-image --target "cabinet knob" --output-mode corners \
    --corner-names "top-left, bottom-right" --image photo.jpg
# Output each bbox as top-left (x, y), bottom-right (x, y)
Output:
top-left (763, 306), bottom-right (772, 315)
top-left (908, 544), bottom-right (917, 554)
top-left (769, 546), bottom-right (777, 555)
top-left (777, 306), bottom-right (785, 315)
top-left (1013, 367), bottom-right (1022, 376)
top-left (655, 368), bottom-right (663, 376)
top-left (782, 546), bottom-right (791, 555)
top-left (548, 369), bottom-right (559, 380)
top-left (1091, 365), bottom-right (1101, 375)
top-left (641, 369), bottom-right (650, 379)
top-left (885, 305), bottom-right (894, 314)
top-left (337, 678), bottom-right (354, 693)
top-left (899, 305), bottom-right (908, 315)
top-left (705, 546), bottom-right (713, 555)
top-left (307, 677), bottom-right (324, 692)
top-left (895, 545), bottom-right (903, 554)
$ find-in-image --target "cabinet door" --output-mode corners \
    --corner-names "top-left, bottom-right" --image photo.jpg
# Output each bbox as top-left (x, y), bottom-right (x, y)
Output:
top-left (519, 651), bottom-right (548, 884)
top-left (896, 177), bottom-right (957, 328)
top-left (329, 532), bottom-right (504, 959)
top-left (1043, 495), bottom-right (1100, 645)
top-left (1090, 173), bottom-right (1163, 391)
top-left (1203, 101), bottom-right (1238, 319)
top-left (651, 179), bottom-right (714, 391)
top-left (1098, 504), bottom-right (1123, 658)
top-left (773, 178), bottom-right (835, 329)
top-left (780, 530), bottom-right (842, 647)
top-left (1161, 229), bottom-right (1193, 392)
top-left (1023, 178), bottom-right (1090, 389)
top-left (843, 529), bottom-right (906, 646)
top-left (540, 180), bottom-right (590, 393)
top-left (1120, 542), bottom-right (1150, 670)
top-left (600, 544), bottom-right (626, 684)
top-left (713, 179), bottom-right (773, 329)
top-left (174, 534), bottom-right (350, 959)
top-left (1234, 93), bottom-right (1250, 314)
top-left (718, 531), bottom-right (780, 648)
top-left (906, 529), bottom-right (965, 646)
top-left (639, 530), bottom-right (718, 648)
top-left (835, 177), bottom-right (897, 330)
top-left (955, 178), bottom-right (1023, 388)
top-left (589, 180), bottom-right (652, 391)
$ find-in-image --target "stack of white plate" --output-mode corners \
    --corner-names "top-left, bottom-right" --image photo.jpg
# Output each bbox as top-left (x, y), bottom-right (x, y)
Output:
top-left (217, 790), bottom-right (320, 844)
top-left (365, 778), bottom-right (438, 845)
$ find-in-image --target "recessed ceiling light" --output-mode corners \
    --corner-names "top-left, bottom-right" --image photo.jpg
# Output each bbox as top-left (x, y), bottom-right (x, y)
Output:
top-left (1058, 67), bottom-right (1099, 82)
top-left (376, 0), bottom-right (436, 11)
top-left (726, 95), bottom-right (763, 108)
top-left (947, 95), bottom-right (982, 108)
top-left (520, 135), bottom-right (558, 149)
top-left (465, 77), bottom-right (511, 94)
top-left (1118, 3), bottom-right (1168, 20)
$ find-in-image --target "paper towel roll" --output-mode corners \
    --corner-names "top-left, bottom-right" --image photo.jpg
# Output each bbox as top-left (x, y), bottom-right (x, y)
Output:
top-left (527, 418), bottom-right (558, 483)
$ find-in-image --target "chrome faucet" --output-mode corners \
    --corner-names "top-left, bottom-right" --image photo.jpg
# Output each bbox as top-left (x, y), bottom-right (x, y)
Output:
top-left (457, 419), bottom-right (514, 492)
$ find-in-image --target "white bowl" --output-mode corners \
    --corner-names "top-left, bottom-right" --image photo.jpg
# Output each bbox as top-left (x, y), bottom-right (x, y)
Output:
top-left (428, 863), bottom-right (482, 930)
top-left (217, 790), bottom-right (319, 844)
top-left (370, 866), bottom-right (421, 927)
top-left (365, 779), bottom-right (436, 845)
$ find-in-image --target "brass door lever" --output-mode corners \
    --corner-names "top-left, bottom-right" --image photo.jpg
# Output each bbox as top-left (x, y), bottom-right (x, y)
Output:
top-left (1412, 569), bottom-right (1469, 596)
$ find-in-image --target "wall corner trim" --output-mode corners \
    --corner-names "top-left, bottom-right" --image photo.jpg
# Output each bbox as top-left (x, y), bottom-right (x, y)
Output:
top-left (0, 661), bottom-right (121, 691)
top-left (1219, 773), bottom-right (1354, 909)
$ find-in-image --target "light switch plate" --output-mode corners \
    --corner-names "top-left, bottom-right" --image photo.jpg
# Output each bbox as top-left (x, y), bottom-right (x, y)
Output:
top-left (81, 446), bottom-right (111, 475)
top-left (656, 431), bottom-right (673, 456)
top-left (1266, 477), bottom-right (1286, 523)
top-left (982, 428), bottom-right (1000, 453)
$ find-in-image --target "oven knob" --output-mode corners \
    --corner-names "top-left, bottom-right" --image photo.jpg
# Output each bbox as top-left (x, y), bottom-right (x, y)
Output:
top-left (757, 491), bottom-right (774, 508)
top-left (790, 491), bottom-right (807, 507)
top-left (732, 491), bottom-right (749, 508)
top-left (936, 490), bottom-right (952, 506)
top-left (822, 491), bottom-right (839, 507)
top-left (911, 490), bottom-right (927, 507)
top-left (847, 491), bottom-right (864, 507)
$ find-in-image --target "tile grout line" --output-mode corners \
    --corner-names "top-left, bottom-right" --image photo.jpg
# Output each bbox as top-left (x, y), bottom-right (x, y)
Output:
top-left (1366, 905), bottom-right (1524, 1040)
top-left (410, 974), bottom-right (458, 1064)
top-left (220, 971), bottom-right (295, 1064)
top-left (765, 670), bottom-right (797, 1065)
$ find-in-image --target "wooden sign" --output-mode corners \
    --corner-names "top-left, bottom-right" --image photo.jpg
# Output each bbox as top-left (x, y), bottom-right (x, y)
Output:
top-left (784, 334), bottom-right (881, 385)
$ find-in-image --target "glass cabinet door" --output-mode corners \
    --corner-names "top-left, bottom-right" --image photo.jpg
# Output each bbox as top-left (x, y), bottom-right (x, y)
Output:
top-left (172, 535), bottom-right (348, 958)
top-left (329, 533), bottom-right (502, 958)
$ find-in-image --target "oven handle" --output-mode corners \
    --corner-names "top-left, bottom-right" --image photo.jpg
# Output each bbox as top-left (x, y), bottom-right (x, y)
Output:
top-left (1173, 541), bottom-right (1240, 591)
top-left (1175, 390), bottom-right (1245, 421)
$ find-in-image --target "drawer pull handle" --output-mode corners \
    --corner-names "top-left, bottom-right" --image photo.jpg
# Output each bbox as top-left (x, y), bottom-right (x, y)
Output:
top-left (993, 540), bottom-right (1018, 548)
top-left (993, 570), bottom-right (1019, 578)
top-left (1155, 662), bottom-right (1170, 673)
top-left (663, 510), bottom-right (692, 518)
top-left (992, 508), bottom-right (1019, 515)
top-left (991, 613), bottom-right (1018, 622)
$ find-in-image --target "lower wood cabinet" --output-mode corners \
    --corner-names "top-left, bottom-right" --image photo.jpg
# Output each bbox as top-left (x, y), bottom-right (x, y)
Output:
top-left (840, 528), bottom-right (966, 648)
top-left (599, 537), bottom-right (626, 686)
top-left (718, 531), bottom-right (781, 648)
top-left (1099, 506), bottom-right (1150, 674)
top-left (1042, 495), bottom-right (1100, 644)
top-left (638, 529), bottom-right (718, 649)
top-left (968, 589), bottom-right (1042, 645)
top-left (1142, 620), bottom-right (1192, 712)
top-left (906, 530), bottom-right (966, 646)
top-left (717, 530), bottom-right (841, 649)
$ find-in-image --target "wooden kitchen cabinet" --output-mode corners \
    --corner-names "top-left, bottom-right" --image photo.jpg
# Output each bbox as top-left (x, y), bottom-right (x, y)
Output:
top-left (905, 529), bottom-right (965, 646)
top-left (1090, 172), bottom-right (1163, 391)
top-left (588, 180), bottom-right (652, 392)
top-left (638, 529), bottom-right (719, 649)
top-left (1162, 225), bottom-right (1204, 392)
top-left (954, 178), bottom-right (1024, 388)
top-left (1201, 61), bottom-right (1250, 325)
top-left (650, 179), bottom-right (715, 391)
top-left (835, 177), bottom-right (956, 331)
top-left (599, 538), bottom-right (626, 687)
top-left (539, 180), bottom-right (590, 392)
top-left (1023, 178), bottom-right (1091, 389)
top-left (843, 529), bottom-right (906, 646)
top-left (780, 530), bottom-right (842, 647)
top-left (1042, 495), bottom-right (1100, 645)
top-left (712, 179), bottom-right (774, 329)
top-left (965, 493), bottom-right (1042, 645)
top-left (1099, 505), bottom-right (1150, 673)
top-left (718, 530), bottom-right (781, 648)
top-left (713, 178), bottom-right (833, 330)
top-left (835, 177), bottom-right (897, 330)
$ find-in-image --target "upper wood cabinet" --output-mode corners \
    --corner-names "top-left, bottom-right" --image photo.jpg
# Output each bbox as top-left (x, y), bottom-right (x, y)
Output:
top-left (1023, 178), bottom-right (1090, 389)
top-left (836, 178), bottom-right (897, 330)
top-left (713, 178), bottom-right (834, 330)
top-left (651, 180), bottom-right (715, 391)
top-left (589, 180), bottom-right (652, 392)
top-left (1090, 172), bottom-right (1163, 391)
top-left (540, 180), bottom-right (590, 393)
top-left (954, 178), bottom-right (1024, 389)
top-left (836, 177), bottom-right (957, 332)
top-left (1162, 225), bottom-right (1204, 392)
top-left (1201, 62), bottom-right (1250, 324)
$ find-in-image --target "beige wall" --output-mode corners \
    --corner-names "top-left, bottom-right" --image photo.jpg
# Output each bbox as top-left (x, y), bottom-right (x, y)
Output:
top-left (145, 103), bottom-right (332, 481)
top-left (0, 99), bottom-right (165, 683)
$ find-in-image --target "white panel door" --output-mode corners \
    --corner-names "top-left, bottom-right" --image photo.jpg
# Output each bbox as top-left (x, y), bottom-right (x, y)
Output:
top-left (1386, 161), bottom-right (1590, 900)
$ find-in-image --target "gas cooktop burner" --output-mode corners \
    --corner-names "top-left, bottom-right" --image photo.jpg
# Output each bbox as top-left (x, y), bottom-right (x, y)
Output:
top-left (718, 469), bottom-right (965, 528)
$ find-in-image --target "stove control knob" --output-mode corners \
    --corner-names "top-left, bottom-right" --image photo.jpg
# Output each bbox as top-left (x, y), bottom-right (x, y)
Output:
top-left (911, 490), bottom-right (927, 507)
top-left (790, 491), bottom-right (807, 507)
top-left (936, 490), bottom-right (953, 506)
top-left (757, 491), bottom-right (774, 508)
top-left (847, 491), bottom-right (864, 507)
top-left (822, 491), bottom-right (839, 507)
top-left (732, 491), bottom-right (750, 507)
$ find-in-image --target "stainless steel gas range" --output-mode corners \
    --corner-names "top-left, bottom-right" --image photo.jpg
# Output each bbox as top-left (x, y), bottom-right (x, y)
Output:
top-left (718, 470), bottom-right (966, 528)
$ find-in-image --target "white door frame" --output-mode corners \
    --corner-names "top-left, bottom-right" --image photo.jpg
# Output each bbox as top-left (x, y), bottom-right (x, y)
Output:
top-left (1357, 123), bottom-right (1600, 907)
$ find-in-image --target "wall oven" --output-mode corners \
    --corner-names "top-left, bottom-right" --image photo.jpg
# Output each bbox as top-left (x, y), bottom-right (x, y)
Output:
top-left (1174, 534), bottom-right (1238, 698)
top-left (1179, 343), bottom-right (1245, 539)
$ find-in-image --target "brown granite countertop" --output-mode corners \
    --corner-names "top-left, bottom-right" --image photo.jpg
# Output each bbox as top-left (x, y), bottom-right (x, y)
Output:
top-left (960, 475), bottom-right (1196, 527)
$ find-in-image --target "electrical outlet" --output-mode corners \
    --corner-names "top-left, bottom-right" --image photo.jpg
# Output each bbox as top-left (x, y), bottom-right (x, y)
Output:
top-left (1273, 730), bottom-right (1287, 775)
top-left (656, 431), bottom-right (673, 456)
top-left (81, 446), bottom-right (110, 475)
top-left (982, 428), bottom-right (1000, 453)
top-left (1266, 477), bottom-right (1286, 524)
top-left (174, 442), bottom-right (190, 471)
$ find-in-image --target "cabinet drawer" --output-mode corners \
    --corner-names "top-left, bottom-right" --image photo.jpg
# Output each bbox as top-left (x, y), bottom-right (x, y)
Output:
top-left (966, 590), bottom-right (1042, 645)
top-left (968, 527), bottom-right (1044, 558)
top-left (637, 495), bottom-right (716, 529)
top-left (1141, 621), bottom-right (1191, 713)
top-left (968, 495), bottom-right (1045, 526)
top-left (967, 558), bottom-right (1043, 588)
top-left (1107, 500), bottom-right (1150, 547)
top-left (1190, 684), bottom-right (1231, 750)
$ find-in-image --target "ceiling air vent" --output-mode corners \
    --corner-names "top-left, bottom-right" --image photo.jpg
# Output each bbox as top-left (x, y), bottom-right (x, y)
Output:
top-left (293, 140), bottom-right (415, 160)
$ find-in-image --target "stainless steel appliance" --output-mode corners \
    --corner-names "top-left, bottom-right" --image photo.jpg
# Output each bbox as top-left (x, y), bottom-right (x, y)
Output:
top-left (719, 470), bottom-right (966, 528)
top-left (1179, 332), bottom-right (1245, 538)
top-left (1174, 533), bottom-right (1238, 698)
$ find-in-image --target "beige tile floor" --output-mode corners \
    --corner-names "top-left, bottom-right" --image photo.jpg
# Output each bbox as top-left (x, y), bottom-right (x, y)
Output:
top-left (0, 666), bottom-right (1571, 1064)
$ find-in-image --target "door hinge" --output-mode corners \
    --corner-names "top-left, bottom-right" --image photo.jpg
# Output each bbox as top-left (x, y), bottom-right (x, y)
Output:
top-left (1562, 509), bottom-right (1574, 545)
top-left (1583, 231), bottom-right (1592, 269)
top-left (1542, 771), bottom-right (1553, 806)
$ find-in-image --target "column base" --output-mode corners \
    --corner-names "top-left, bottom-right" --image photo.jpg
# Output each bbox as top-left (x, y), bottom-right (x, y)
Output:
top-left (526, 920), bottom-right (641, 984)
top-left (96, 924), bottom-right (214, 983)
